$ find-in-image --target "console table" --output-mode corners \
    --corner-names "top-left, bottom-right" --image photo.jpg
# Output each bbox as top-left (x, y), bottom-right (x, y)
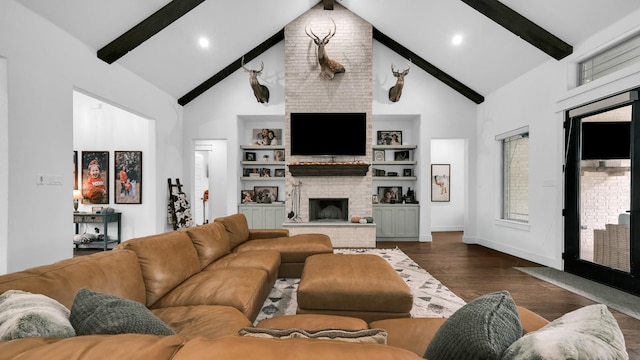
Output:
top-left (73, 212), bottom-right (122, 251)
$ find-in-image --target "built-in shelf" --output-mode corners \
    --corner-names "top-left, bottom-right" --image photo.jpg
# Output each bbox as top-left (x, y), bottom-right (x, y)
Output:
top-left (372, 161), bottom-right (417, 166)
top-left (373, 176), bottom-right (417, 181)
top-left (241, 161), bottom-right (286, 166)
top-left (240, 145), bottom-right (285, 150)
top-left (288, 163), bottom-right (370, 177)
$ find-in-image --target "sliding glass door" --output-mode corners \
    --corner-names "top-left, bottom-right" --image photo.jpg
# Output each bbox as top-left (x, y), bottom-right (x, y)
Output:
top-left (564, 90), bottom-right (640, 295)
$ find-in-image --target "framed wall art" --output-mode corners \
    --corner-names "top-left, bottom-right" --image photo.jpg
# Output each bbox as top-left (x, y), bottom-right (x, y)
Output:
top-left (114, 151), bottom-right (142, 204)
top-left (376, 130), bottom-right (402, 145)
top-left (254, 186), bottom-right (278, 203)
top-left (431, 164), bottom-right (450, 202)
top-left (81, 151), bottom-right (109, 204)
top-left (253, 128), bottom-right (282, 146)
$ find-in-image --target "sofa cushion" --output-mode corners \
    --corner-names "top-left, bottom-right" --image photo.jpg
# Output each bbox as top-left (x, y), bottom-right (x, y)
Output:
top-left (185, 222), bottom-right (231, 269)
top-left (69, 288), bottom-right (175, 336)
top-left (152, 305), bottom-right (252, 339)
top-left (424, 290), bottom-right (522, 360)
top-left (256, 314), bottom-right (369, 331)
top-left (214, 214), bottom-right (251, 249)
top-left (149, 268), bottom-right (270, 322)
top-left (234, 234), bottom-right (333, 263)
top-left (501, 304), bottom-right (628, 360)
top-left (238, 327), bottom-right (388, 344)
top-left (0, 250), bottom-right (146, 309)
top-left (115, 231), bottom-right (201, 307)
top-left (204, 250), bottom-right (280, 287)
top-left (0, 290), bottom-right (75, 340)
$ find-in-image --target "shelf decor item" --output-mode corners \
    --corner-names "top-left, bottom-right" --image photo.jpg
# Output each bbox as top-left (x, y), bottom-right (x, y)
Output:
top-left (394, 150), bottom-right (410, 161)
top-left (374, 150), bottom-right (385, 161)
top-left (254, 186), bottom-right (278, 203)
top-left (376, 130), bottom-right (402, 145)
top-left (245, 152), bottom-right (256, 161)
top-left (431, 164), bottom-right (450, 202)
top-left (240, 190), bottom-right (255, 203)
top-left (377, 186), bottom-right (402, 204)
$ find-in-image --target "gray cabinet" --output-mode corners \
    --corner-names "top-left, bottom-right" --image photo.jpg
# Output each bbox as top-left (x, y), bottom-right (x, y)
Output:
top-left (238, 204), bottom-right (285, 229)
top-left (373, 204), bottom-right (419, 238)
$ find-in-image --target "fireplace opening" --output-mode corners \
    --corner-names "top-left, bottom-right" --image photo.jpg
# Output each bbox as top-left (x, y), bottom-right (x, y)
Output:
top-left (309, 198), bottom-right (348, 222)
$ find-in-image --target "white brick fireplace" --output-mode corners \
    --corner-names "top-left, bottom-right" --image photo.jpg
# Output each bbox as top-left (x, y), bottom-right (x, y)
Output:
top-left (283, 4), bottom-right (375, 247)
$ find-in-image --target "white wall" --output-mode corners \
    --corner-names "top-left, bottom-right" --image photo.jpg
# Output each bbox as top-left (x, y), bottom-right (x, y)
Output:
top-left (431, 139), bottom-right (465, 231)
top-left (475, 8), bottom-right (640, 269)
top-left (0, 0), bottom-right (183, 273)
top-left (0, 57), bottom-right (8, 274)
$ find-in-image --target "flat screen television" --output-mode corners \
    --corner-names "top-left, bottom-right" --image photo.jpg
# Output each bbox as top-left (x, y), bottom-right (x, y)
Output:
top-left (581, 122), bottom-right (630, 160)
top-left (290, 112), bottom-right (367, 156)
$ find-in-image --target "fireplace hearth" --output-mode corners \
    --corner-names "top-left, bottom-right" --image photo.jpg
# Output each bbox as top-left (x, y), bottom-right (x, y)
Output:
top-left (309, 198), bottom-right (348, 222)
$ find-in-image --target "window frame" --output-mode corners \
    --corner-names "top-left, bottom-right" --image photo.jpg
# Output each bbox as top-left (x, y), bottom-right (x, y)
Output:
top-left (496, 126), bottom-right (530, 223)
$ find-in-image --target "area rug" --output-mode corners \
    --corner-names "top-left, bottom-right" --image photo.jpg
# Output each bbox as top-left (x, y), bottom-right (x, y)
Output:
top-left (254, 248), bottom-right (466, 325)
top-left (515, 266), bottom-right (640, 320)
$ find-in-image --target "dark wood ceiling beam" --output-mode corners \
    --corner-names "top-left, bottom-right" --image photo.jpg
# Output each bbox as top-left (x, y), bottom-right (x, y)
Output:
top-left (373, 28), bottom-right (484, 104)
top-left (323, 0), bottom-right (334, 10)
top-left (97, 0), bottom-right (207, 64)
top-left (460, 0), bottom-right (572, 60)
top-left (178, 29), bottom-right (285, 106)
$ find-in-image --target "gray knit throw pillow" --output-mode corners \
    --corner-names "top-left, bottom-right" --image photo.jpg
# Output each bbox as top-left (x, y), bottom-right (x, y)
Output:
top-left (69, 288), bottom-right (175, 336)
top-left (424, 290), bottom-right (522, 360)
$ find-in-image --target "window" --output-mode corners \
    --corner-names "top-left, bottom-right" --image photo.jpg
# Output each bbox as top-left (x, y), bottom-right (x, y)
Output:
top-left (498, 127), bottom-right (529, 222)
top-left (579, 33), bottom-right (640, 85)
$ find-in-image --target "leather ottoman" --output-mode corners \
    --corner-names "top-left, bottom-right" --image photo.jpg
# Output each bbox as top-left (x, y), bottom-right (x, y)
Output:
top-left (296, 254), bottom-right (413, 322)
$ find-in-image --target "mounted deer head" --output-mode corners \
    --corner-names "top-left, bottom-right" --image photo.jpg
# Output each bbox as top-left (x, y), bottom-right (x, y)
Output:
top-left (389, 62), bottom-right (410, 102)
top-left (241, 56), bottom-right (270, 103)
top-left (305, 18), bottom-right (345, 80)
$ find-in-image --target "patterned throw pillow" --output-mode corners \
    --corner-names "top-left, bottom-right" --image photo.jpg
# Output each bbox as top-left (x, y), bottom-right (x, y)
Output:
top-left (238, 327), bottom-right (387, 344)
top-left (69, 288), bottom-right (175, 336)
top-left (0, 289), bottom-right (76, 340)
top-left (424, 290), bottom-right (522, 360)
top-left (501, 304), bottom-right (628, 360)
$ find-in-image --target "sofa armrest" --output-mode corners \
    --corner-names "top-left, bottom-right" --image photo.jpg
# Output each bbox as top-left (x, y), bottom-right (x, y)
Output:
top-left (248, 229), bottom-right (290, 240)
top-left (517, 306), bottom-right (549, 334)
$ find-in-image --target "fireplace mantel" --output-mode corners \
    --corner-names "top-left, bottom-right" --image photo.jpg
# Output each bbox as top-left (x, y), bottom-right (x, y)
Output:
top-left (288, 163), bottom-right (370, 177)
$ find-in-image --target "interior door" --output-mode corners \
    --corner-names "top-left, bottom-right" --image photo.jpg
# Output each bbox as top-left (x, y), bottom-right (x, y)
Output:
top-left (564, 90), bottom-right (640, 296)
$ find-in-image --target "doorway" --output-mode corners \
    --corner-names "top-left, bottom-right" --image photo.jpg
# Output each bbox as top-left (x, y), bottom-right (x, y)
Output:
top-left (564, 90), bottom-right (640, 295)
top-left (193, 140), bottom-right (227, 225)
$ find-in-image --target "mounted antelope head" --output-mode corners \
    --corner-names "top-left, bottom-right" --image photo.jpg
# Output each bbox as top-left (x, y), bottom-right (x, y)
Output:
top-left (241, 56), bottom-right (270, 103)
top-left (305, 18), bottom-right (345, 80)
top-left (389, 62), bottom-right (410, 102)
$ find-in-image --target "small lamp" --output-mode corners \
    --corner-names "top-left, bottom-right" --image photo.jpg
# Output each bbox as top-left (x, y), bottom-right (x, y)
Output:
top-left (73, 190), bottom-right (83, 212)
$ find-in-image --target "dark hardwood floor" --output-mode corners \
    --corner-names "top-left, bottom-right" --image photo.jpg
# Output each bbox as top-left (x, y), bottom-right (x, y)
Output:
top-left (378, 232), bottom-right (640, 359)
top-left (76, 231), bottom-right (639, 357)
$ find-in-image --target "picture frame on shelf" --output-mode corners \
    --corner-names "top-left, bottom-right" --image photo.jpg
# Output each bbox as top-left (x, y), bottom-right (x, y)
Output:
top-left (376, 130), bottom-right (402, 145)
top-left (394, 150), bottom-right (410, 161)
top-left (274, 149), bottom-right (285, 162)
top-left (252, 128), bottom-right (282, 146)
top-left (373, 150), bottom-right (385, 162)
top-left (114, 151), bottom-right (142, 204)
top-left (431, 164), bottom-right (450, 202)
top-left (403, 168), bottom-right (412, 177)
top-left (261, 168), bottom-right (271, 177)
top-left (244, 168), bottom-right (260, 177)
top-left (91, 206), bottom-right (103, 214)
top-left (377, 186), bottom-right (402, 204)
top-left (254, 186), bottom-right (278, 203)
top-left (372, 194), bottom-right (379, 204)
top-left (245, 152), bottom-right (256, 161)
top-left (81, 151), bottom-right (109, 205)
top-left (274, 169), bottom-right (285, 177)
top-left (240, 190), bottom-right (255, 203)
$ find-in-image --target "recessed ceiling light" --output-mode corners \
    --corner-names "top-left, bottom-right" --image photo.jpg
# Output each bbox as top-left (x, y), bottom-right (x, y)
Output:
top-left (452, 34), bottom-right (463, 46)
top-left (198, 37), bottom-right (210, 48)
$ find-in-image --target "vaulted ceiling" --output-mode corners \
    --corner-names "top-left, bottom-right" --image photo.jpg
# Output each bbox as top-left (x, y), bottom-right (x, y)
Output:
top-left (16, 0), bottom-right (640, 105)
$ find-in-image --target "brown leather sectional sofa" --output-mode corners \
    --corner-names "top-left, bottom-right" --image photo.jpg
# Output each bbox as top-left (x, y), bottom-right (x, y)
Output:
top-left (0, 214), bottom-right (550, 359)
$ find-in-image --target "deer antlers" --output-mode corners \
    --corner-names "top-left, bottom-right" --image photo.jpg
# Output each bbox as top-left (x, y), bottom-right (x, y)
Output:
top-left (389, 61), bottom-right (411, 102)
top-left (305, 18), bottom-right (345, 80)
top-left (241, 56), bottom-right (270, 104)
